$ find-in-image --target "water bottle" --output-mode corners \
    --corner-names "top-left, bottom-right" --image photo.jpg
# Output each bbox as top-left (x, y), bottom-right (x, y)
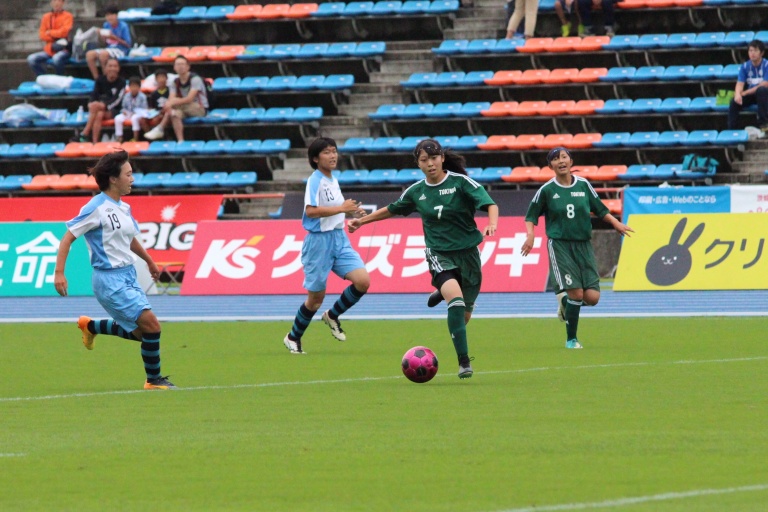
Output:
top-left (76, 105), bottom-right (84, 122)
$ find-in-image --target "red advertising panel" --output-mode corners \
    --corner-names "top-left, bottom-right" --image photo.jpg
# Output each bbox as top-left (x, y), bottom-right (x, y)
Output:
top-left (0, 196), bottom-right (222, 263)
top-left (181, 217), bottom-right (549, 295)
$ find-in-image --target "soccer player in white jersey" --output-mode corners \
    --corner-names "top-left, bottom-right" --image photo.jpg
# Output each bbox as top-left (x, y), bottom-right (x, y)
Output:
top-left (283, 137), bottom-right (370, 354)
top-left (54, 150), bottom-right (176, 390)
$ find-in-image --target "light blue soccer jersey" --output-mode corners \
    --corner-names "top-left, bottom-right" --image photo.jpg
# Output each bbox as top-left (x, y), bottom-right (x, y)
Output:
top-left (66, 192), bottom-right (141, 270)
top-left (737, 59), bottom-right (768, 88)
top-left (302, 169), bottom-right (345, 232)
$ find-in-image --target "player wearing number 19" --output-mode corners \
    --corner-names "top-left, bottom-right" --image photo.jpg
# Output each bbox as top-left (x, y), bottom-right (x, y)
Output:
top-left (349, 139), bottom-right (499, 379)
top-left (53, 150), bottom-right (176, 390)
top-left (521, 147), bottom-right (633, 349)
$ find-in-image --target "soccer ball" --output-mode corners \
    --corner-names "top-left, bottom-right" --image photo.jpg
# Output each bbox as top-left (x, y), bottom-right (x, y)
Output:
top-left (401, 346), bottom-right (438, 383)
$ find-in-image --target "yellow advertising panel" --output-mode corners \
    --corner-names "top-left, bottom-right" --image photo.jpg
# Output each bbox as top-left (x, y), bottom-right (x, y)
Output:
top-left (615, 213), bottom-right (768, 291)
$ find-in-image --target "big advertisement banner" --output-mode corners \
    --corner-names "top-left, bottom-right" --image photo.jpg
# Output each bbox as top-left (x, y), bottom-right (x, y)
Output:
top-left (0, 222), bottom-right (93, 296)
top-left (0, 195), bottom-right (223, 264)
top-left (729, 186), bottom-right (768, 213)
top-left (621, 186), bottom-right (731, 223)
top-left (614, 213), bottom-right (768, 291)
top-left (181, 217), bottom-right (549, 295)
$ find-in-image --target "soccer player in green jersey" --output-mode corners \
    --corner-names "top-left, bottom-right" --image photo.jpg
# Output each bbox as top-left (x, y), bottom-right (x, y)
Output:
top-left (348, 139), bottom-right (499, 378)
top-left (522, 147), bottom-right (633, 349)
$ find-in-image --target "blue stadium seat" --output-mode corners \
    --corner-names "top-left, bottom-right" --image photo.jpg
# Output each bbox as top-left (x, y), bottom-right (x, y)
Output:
top-left (686, 130), bottom-right (718, 145)
top-left (491, 38), bottom-right (525, 53)
top-left (371, 137), bottom-right (403, 151)
top-left (687, 97), bottom-right (717, 112)
top-left (165, 172), bottom-right (200, 188)
top-left (353, 41), bottom-right (386, 56)
top-left (433, 135), bottom-right (460, 148)
top-left (198, 140), bottom-right (234, 155)
top-left (203, 108), bottom-right (237, 124)
top-left (212, 77), bottom-right (240, 93)
top-left (592, 132), bottom-right (630, 147)
top-left (137, 172), bottom-right (172, 188)
top-left (465, 39), bottom-right (497, 54)
top-left (462, 71), bottom-right (494, 85)
top-left (268, 206), bottom-right (283, 219)
top-left (9, 82), bottom-right (40, 96)
top-left (664, 33), bottom-right (696, 48)
top-left (402, 0), bottom-right (430, 13)
top-left (372, 1), bottom-right (403, 14)
top-left (203, 5), bottom-right (235, 19)
top-left (230, 139), bottom-right (262, 154)
top-left (391, 168), bottom-right (423, 184)
top-left (538, 0), bottom-right (556, 10)
top-left (291, 107), bottom-right (323, 122)
top-left (626, 98), bottom-right (662, 113)
top-left (599, 67), bottom-right (636, 82)
top-left (7, 143), bottom-right (38, 158)
top-left (428, 103), bottom-right (462, 117)
top-left (427, 0), bottom-right (460, 13)
top-left (656, 131), bottom-right (689, 146)
top-left (174, 6), bottom-right (207, 20)
top-left (632, 34), bottom-right (668, 49)
top-left (32, 143), bottom-right (66, 158)
top-left (344, 2), bottom-right (374, 15)
top-left (118, 7), bottom-right (152, 21)
top-left (141, 141), bottom-right (175, 156)
top-left (262, 107), bottom-right (294, 122)
top-left (623, 164), bottom-right (655, 180)
top-left (293, 75), bottom-right (325, 91)
top-left (656, 97), bottom-right (691, 113)
top-left (298, 43), bottom-right (329, 58)
top-left (661, 66), bottom-right (694, 81)
top-left (271, 44), bottom-right (301, 59)
top-left (197, 171), bottom-right (228, 187)
top-left (716, 130), bottom-right (749, 145)
top-left (225, 172), bottom-right (257, 187)
top-left (457, 102), bottom-right (492, 117)
top-left (337, 170), bottom-right (370, 185)
top-left (399, 136), bottom-right (429, 150)
top-left (132, 173), bottom-right (144, 186)
top-left (237, 45), bottom-right (273, 60)
top-left (170, 140), bottom-right (205, 155)
top-left (691, 32), bottom-right (726, 48)
top-left (475, 167), bottom-right (510, 183)
top-left (692, 64), bottom-right (724, 80)
top-left (634, 66), bottom-right (665, 81)
top-left (401, 73), bottom-right (437, 87)
top-left (723, 31), bottom-right (755, 47)
top-left (258, 139), bottom-right (291, 154)
top-left (720, 64), bottom-right (741, 80)
top-left (603, 35), bottom-right (638, 51)
top-left (235, 76), bottom-right (269, 92)
top-left (262, 76), bottom-right (297, 91)
top-left (366, 169), bottom-right (398, 184)
top-left (454, 135), bottom-right (488, 150)
top-left (756, 31), bottom-right (768, 42)
top-left (0, 174), bottom-right (32, 190)
top-left (0, 144), bottom-right (7, 156)
top-left (369, 104), bottom-right (406, 119)
top-left (33, 109), bottom-right (67, 127)
top-left (465, 167), bottom-right (482, 179)
top-left (340, 137), bottom-right (375, 152)
top-left (625, 132), bottom-right (659, 147)
top-left (234, 108), bottom-right (265, 122)
top-left (651, 165), bottom-right (679, 179)
top-left (433, 40), bottom-right (469, 55)
top-left (327, 42), bottom-right (357, 57)
top-left (597, 99), bottom-right (633, 114)
top-left (312, 2), bottom-right (346, 16)
top-left (323, 74), bottom-right (354, 90)
top-left (62, 112), bottom-right (88, 127)
top-left (401, 103), bottom-right (434, 118)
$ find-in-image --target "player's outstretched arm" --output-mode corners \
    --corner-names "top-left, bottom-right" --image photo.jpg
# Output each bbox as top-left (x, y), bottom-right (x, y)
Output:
top-left (54, 230), bottom-right (77, 296)
top-left (130, 237), bottom-right (160, 280)
top-left (484, 204), bottom-right (499, 236)
top-left (521, 221), bottom-right (536, 257)
top-left (348, 207), bottom-right (393, 234)
top-left (603, 213), bottom-right (634, 237)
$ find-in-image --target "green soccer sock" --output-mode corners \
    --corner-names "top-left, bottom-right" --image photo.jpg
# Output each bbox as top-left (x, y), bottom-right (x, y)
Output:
top-left (447, 297), bottom-right (468, 359)
top-left (565, 298), bottom-right (583, 340)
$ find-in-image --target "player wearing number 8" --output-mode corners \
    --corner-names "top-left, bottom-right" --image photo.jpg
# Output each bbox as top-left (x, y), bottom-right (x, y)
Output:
top-left (349, 139), bottom-right (499, 378)
top-left (521, 147), bottom-right (633, 349)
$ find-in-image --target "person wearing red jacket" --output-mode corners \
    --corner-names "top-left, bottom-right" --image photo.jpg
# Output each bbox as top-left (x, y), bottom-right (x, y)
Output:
top-left (27, 0), bottom-right (74, 76)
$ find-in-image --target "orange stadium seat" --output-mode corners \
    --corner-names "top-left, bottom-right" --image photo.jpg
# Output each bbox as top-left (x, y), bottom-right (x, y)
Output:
top-left (22, 174), bottom-right (61, 190)
top-left (286, 3), bottom-right (319, 17)
top-left (534, 166), bottom-right (556, 182)
top-left (255, 4), bottom-right (290, 18)
top-left (121, 141), bottom-right (150, 156)
top-left (540, 100), bottom-right (576, 116)
top-left (81, 175), bottom-right (100, 191)
top-left (572, 166), bottom-right (599, 179)
top-left (50, 174), bottom-right (88, 190)
top-left (508, 134), bottom-right (544, 149)
top-left (572, 68), bottom-right (608, 82)
top-left (187, 46), bottom-right (217, 61)
top-left (566, 100), bottom-right (604, 115)
top-left (56, 142), bottom-right (92, 158)
top-left (674, 0), bottom-right (703, 5)
top-left (646, 0), bottom-right (676, 6)
top-left (603, 199), bottom-right (623, 216)
top-left (208, 45), bottom-right (245, 61)
top-left (570, 133), bottom-right (602, 148)
top-left (593, 165), bottom-right (628, 181)
top-left (226, 4), bottom-right (262, 19)
top-left (513, 101), bottom-right (547, 116)
top-left (536, 134), bottom-right (573, 149)
top-left (501, 166), bottom-right (540, 183)
top-left (478, 135), bottom-right (516, 150)
top-left (548, 37), bottom-right (582, 52)
top-left (481, 101), bottom-right (518, 116)
top-left (618, 0), bottom-right (647, 7)
top-left (575, 36), bottom-right (610, 51)
top-left (542, 68), bottom-right (579, 84)
top-left (82, 142), bottom-right (122, 158)
top-left (515, 69), bottom-right (550, 84)
top-left (517, 38), bottom-right (554, 53)
top-left (484, 70), bottom-right (522, 85)
top-left (153, 47), bottom-right (189, 63)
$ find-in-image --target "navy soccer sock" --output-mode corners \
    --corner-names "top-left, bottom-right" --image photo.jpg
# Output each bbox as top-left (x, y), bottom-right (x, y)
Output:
top-left (328, 285), bottom-right (366, 321)
top-left (289, 304), bottom-right (317, 341)
top-left (141, 332), bottom-right (161, 380)
top-left (89, 319), bottom-right (139, 341)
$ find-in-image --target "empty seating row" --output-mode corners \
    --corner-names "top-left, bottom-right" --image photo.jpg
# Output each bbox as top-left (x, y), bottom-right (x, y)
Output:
top-left (501, 163), bottom-right (713, 182)
top-left (10, 78), bottom-right (93, 97)
top-left (0, 171), bottom-right (258, 191)
top-left (341, 135), bottom-right (489, 152)
top-left (618, 0), bottom-right (765, 8)
top-left (211, 75), bottom-right (353, 92)
top-left (138, 42), bottom-right (384, 63)
top-left (119, 1), bottom-right (459, 22)
top-left (433, 30), bottom-right (768, 55)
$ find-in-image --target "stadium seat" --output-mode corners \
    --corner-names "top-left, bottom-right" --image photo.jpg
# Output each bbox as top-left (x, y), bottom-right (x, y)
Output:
top-left (572, 166), bottom-right (598, 179)
top-left (262, 107), bottom-right (294, 122)
top-left (433, 72), bottom-right (465, 87)
top-left (567, 100), bottom-right (604, 115)
top-left (687, 97), bottom-right (717, 112)
top-left (291, 107), bottom-right (323, 122)
top-left (340, 137), bottom-right (374, 152)
top-left (208, 45), bottom-right (245, 61)
top-left (465, 39), bottom-right (497, 54)
top-left (0, 174), bottom-right (32, 190)
top-left (140, 141), bottom-right (176, 156)
top-left (372, 1), bottom-right (402, 14)
top-left (548, 37), bottom-right (581, 52)
top-left (433, 135), bottom-right (460, 148)
top-left (391, 168), bottom-right (423, 184)
top-left (175, 6), bottom-right (207, 20)
top-left (542, 68), bottom-right (579, 84)
top-left (203, 108), bottom-right (237, 124)
top-left (457, 102), bottom-right (492, 117)
top-left (271, 44), bottom-right (301, 59)
top-left (344, 1), bottom-right (374, 15)
top-left (170, 141), bottom-right (205, 155)
top-left (326, 42), bottom-right (356, 57)
top-left (692, 65), bottom-right (724, 80)
top-left (366, 169), bottom-right (398, 184)
top-left (256, 3), bottom-right (291, 18)
top-left (540, 101), bottom-right (576, 116)
top-left (598, 99), bottom-right (633, 114)
top-left (153, 47), bottom-right (189, 63)
top-left (237, 45), bottom-right (273, 60)
top-left (354, 41), bottom-right (386, 56)
top-left (491, 38), bottom-right (525, 53)
top-left (716, 130), bottom-right (749, 145)
top-left (224, 172), bottom-right (257, 187)
top-left (623, 164), bottom-right (655, 180)
top-left (48, 174), bottom-right (87, 190)
top-left (259, 139), bottom-right (291, 154)
top-left (371, 137), bottom-right (403, 151)
top-left (593, 165), bottom-right (627, 180)
top-left (665, 33), bottom-right (697, 48)
top-left (508, 134), bottom-right (545, 150)
top-left (55, 142), bottom-right (92, 158)
top-left (233, 108), bottom-right (264, 123)
top-left (212, 77), bottom-right (240, 93)
top-left (720, 64), bottom-right (741, 80)
top-left (235, 76), bottom-right (269, 92)
top-left (398, 136), bottom-right (426, 151)
top-left (401, 73), bottom-right (437, 87)
top-left (370, 104), bottom-right (406, 119)
top-left (298, 43), bottom-right (329, 58)
top-left (603, 35), bottom-right (638, 51)
top-left (337, 170), bottom-right (370, 185)
top-left (263, 76), bottom-right (297, 91)
top-left (204, 5), bottom-right (235, 20)
top-left (570, 133), bottom-right (602, 148)
top-left (427, 0), bottom-right (459, 13)
top-left (661, 66), bottom-right (694, 81)
top-left (533, 166), bottom-right (555, 182)
top-left (478, 135), bottom-right (516, 150)
top-left (475, 167), bottom-right (510, 183)
top-left (462, 71), bottom-right (494, 85)
top-left (198, 140), bottom-right (234, 155)
top-left (572, 68), bottom-right (608, 82)
top-left (287, 3), bottom-right (319, 17)
top-left (656, 131), bottom-right (690, 146)
top-left (632, 34), bottom-right (667, 49)
top-left (536, 134), bottom-right (573, 149)
top-left (592, 132), bottom-right (630, 147)
top-left (196, 172), bottom-right (228, 187)
top-left (602, 199), bottom-right (622, 216)
top-left (135, 173), bottom-right (171, 188)
top-left (691, 32), bottom-right (725, 47)
top-left (186, 46), bottom-right (217, 61)
top-left (626, 98), bottom-right (662, 113)
top-left (454, 135), bottom-right (487, 150)
top-left (32, 143), bottom-right (66, 158)
top-left (656, 98), bottom-right (691, 113)
top-left (6, 143), bottom-right (38, 158)
top-left (625, 132), bottom-right (660, 147)
top-left (513, 101), bottom-right (547, 116)
top-left (501, 166), bottom-right (539, 183)
top-left (22, 174), bottom-right (61, 190)
top-left (635, 67), bottom-right (665, 81)
top-left (230, 140), bottom-right (262, 154)
top-left (323, 74), bottom-right (354, 90)
top-left (433, 40), bottom-right (468, 55)
top-left (651, 164), bottom-right (679, 179)
top-left (165, 172), bottom-right (200, 188)
top-left (515, 69), bottom-right (550, 85)
top-left (517, 37), bottom-right (554, 53)
top-left (481, 101), bottom-right (518, 116)
top-left (686, 130), bottom-right (718, 145)
top-left (600, 67), bottom-right (637, 82)
top-left (485, 70), bottom-right (522, 85)
top-left (428, 103), bottom-right (462, 117)
top-left (311, 2), bottom-right (345, 16)
top-left (401, 0), bottom-right (430, 13)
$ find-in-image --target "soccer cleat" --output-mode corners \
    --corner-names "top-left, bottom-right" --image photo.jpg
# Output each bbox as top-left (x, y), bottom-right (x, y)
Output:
top-left (565, 339), bottom-right (583, 349)
top-left (321, 310), bottom-right (346, 341)
top-left (283, 333), bottom-right (305, 354)
top-left (144, 376), bottom-right (177, 390)
top-left (556, 292), bottom-right (567, 322)
top-left (77, 315), bottom-right (96, 350)
top-left (427, 289), bottom-right (444, 308)
top-left (458, 355), bottom-right (474, 379)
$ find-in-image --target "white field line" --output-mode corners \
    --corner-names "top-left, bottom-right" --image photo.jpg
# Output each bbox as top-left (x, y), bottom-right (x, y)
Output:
top-left (0, 453), bottom-right (26, 457)
top-left (1, 357), bottom-right (765, 404)
top-left (495, 483), bottom-right (768, 511)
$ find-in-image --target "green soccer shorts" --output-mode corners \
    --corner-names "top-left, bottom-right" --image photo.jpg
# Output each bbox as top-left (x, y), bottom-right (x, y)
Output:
top-left (546, 239), bottom-right (600, 293)
top-left (425, 247), bottom-right (482, 311)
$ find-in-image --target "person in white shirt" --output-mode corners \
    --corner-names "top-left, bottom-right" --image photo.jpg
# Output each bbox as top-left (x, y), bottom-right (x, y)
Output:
top-left (54, 150), bottom-right (176, 390)
top-left (113, 76), bottom-right (148, 142)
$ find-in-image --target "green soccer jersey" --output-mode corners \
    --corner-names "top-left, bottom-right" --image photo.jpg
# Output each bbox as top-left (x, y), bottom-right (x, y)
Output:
top-left (387, 171), bottom-right (495, 252)
top-left (525, 176), bottom-right (609, 241)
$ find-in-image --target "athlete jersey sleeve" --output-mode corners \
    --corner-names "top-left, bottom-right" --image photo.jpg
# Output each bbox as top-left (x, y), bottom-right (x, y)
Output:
top-left (586, 181), bottom-right (610, 218)
top-left (387, 185), bottom-right (417, 216)
top-left (525, 185), bottom-right (547, 224)
top-left (461, 175), bottom-right (496, 211)
top-left (304, 172), bottom-right (321, 208)
top-left (66, 201), bottom-right (102, 238)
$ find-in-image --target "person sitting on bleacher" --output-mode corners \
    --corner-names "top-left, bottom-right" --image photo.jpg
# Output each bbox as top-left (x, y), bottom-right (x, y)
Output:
top-left (728, 39), bottom-right (768, 132)
top-left (144, 56), bottom-right (208, 142)
top-left (84, 5), bottom-right (132, 80)
top-left (27, 0), bottom-right (73, 77)
top-left (114, 77), bottom-right (148, 143)
top-left (577, 0), bottom-right (615, 36)
top-left (139, 69), bottom-right (170, 136)
top-left (73, 57), bottom-right (125, 143)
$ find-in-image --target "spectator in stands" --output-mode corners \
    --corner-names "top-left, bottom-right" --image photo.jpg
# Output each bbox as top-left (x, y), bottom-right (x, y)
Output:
top-left (84, 5), bottom-right (132, 80)
top-left (27, 0), bottom-right (74, 76)
top-left (139, 69), bottom-right (170, 135)
top-left (728, 39), bottom-right (768, 131)
top-left (504, 1), bottom-right (524, 38)
top-left (114, 76), bottom-right (148, 143)
top-left (74, 57), bottom-right (125, 143)
top-left (555, 0), bottom-right (583, 37)
top-left (506, 0), bottom-right (539, 39)
top-left (577, 0), bottom-right (615, 36)
top-left (521, 147), bottom-right (632, 350)
top-left (281, 137), bottom-right (370, 355)
top-left (144, 56), bottom-right (208, 142)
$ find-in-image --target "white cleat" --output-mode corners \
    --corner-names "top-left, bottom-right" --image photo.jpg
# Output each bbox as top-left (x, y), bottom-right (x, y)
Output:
top-left (556, 292), bottom-right (567, 322)
top-left (321, 310), bottom-right (346, 341)
top-left (283, 334), bottom-right (306, 354)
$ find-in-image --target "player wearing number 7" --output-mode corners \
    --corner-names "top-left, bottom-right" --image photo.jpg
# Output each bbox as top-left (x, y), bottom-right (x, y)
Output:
top-left (349, 139), bottom-right (498, 379)
top-left (521, 147), bottom-right (633, 349)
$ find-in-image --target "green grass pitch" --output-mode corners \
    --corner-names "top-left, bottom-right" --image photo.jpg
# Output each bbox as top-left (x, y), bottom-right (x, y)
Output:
top-left (1, 317), bottom-right (767, 511)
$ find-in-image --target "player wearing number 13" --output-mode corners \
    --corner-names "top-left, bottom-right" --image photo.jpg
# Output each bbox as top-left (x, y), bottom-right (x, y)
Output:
top-left (522, 147), bottom-right (633, 349)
